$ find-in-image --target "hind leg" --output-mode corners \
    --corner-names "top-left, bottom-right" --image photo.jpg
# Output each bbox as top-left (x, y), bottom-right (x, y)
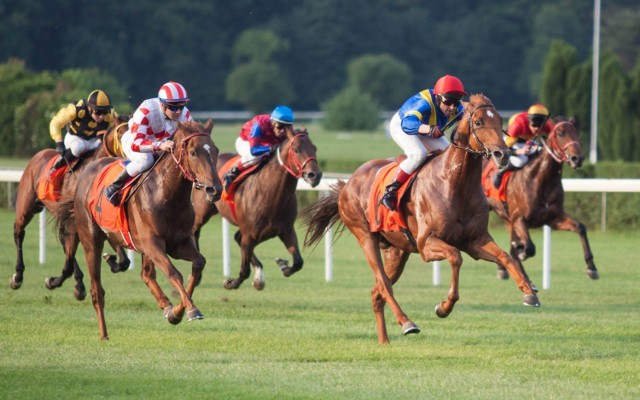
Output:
top-left (102, 245), bottom-right (131, 273)
top-left (371, 246), bottom-right (418, 339)
top-left (11, 199), bottom-right (41, 290)
top-left (45, 233), bottom-right (87, 300)
top-left (224, 230), bottom-right (256, 290)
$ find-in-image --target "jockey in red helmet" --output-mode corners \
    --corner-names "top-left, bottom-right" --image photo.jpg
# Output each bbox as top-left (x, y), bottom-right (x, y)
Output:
top-left (381, 75), bottom-right (467, 211)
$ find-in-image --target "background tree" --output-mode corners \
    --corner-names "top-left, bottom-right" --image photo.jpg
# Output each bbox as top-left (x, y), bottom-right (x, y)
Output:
top-left (225, 29), bottom-right (294, 113)
top-left (346, 54), bottom-right (412, 110)
top-left (628, 55), bottom-right (640, 161)
top-left (321, 86), bottom-right (380, 131)
top-left (541, 40), bottom-right (577, 117)
top-left (564, 59), bottom-right (592, 147)
top-left (597, 52), bottom-right (628, 161)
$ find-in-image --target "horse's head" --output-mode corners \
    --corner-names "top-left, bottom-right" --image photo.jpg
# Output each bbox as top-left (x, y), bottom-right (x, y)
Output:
top-left (545, 117), bottom-right (584, 168)
top-left (172, 119), bottom-right (223, 202)
top-left (277, 127), bottom-right (323, 187)
top-left (456, 94), bottom-right (508, 167)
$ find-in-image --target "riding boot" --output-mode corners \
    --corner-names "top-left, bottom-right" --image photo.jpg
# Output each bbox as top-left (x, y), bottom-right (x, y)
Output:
top-left (381, 181), bottom-right (402, 211)
top-left (47, 150), bottom-right (75, 178)
top-left (104, 170), bottom-right (132, 206)
top-left (492, 163), bottom-right (516, 189)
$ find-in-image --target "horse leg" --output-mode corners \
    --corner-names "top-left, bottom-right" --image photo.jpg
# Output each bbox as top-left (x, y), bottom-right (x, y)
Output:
top-left (44, 233), bottom-right (87, 301)
top-left (419, 237), bottom-right (464, 318)
top-left (550, 214), bottom-right (598, 280)
top-left (102, 245), bottom-right (131, 273)
top-left (511, 217), bottom-right (536, 261)
top-left (467, 235), bottom-right (540, 307)
top-left (145, 244), bottom-right (200, 324)
top-left (496, 225), bottom-right (514, 280)
top-left (276, 228), bottom-right (303, 278)
top-left (352, 228), bottom-right (415, 344)
top-left (169, 240), bottom-right (206, 321)
top-left (139, 255), bottom-right (173, 317)
top-left (82, 237), bottom-right (108, 340)
top-left (11, 223), bottom-right (27, 290)
top-left (11, 200), bottom-right (41, 289)
top-left (223, 231), bottom-right (253, 290)
top-left (376, 247), bottom-right (418, 336)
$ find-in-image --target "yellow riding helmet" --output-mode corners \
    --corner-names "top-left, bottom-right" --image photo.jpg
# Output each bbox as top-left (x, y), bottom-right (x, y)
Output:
top-left (527, 104), bottom-right (549, 116)
top-left (87, 90), bottom-right (112, 112)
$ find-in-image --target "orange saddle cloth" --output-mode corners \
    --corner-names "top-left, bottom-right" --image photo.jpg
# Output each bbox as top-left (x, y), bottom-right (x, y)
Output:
top-left (218, 156), bottom-right (262, 220)
top-left (36, 158), bottom-right (69, 202)
top-left (88, 161), bottom-right (137, 251)
top-left (481, 162), bottom-right (512, 203)
top-left (367, 162), bottom-right (417, 233)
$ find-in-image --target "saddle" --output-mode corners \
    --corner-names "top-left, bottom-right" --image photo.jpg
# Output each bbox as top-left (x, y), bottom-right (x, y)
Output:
top-left (368, 159), bottom-right (419, 233)
top-left (481, 162), bottom-right (513, 203)
top-left (88, 161), bottom-right (138, 251)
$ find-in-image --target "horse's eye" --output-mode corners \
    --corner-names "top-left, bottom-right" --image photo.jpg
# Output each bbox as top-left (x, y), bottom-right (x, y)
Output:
top-left (474, 119), bottom-right (482, 126)
top-left (558, 130), bottom-right (565, 137)
top-left (190, 149), bottom-right (197, 157)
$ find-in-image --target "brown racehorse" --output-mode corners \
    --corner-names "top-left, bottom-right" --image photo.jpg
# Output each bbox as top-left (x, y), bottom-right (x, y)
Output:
top-left (56, 120), bottom-right (222, 340)
top-left (10, 116), bottom-right (131, 300)
top-left (301, 94), bottom-right (540, 344)
top-left (484, 117), bottom-right (597, 286)
top-left (202, 127), bottom-right (322, 290)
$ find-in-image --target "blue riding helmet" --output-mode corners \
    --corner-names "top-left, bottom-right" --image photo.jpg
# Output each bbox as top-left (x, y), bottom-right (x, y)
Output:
top-left (270, 105), bottom-right (295, 124)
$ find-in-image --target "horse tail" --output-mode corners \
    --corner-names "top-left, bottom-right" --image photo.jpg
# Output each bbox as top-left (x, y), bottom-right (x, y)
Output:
top-left (300, 180), bottom-right (346, 249)
top-left (55, 191), bottom-right (77, 243)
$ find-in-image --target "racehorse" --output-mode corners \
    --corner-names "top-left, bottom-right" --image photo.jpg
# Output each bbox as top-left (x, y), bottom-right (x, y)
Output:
top-left (56, 120), bottom-right (221, 340)
top-left (482, 117), bottom-right (597, 285)
top-left (205, 126), bottom-right (322, 291)
top-left (300, 94), bottom-right (540, 344)
top-left (10, 116), bottom-right (130, 300)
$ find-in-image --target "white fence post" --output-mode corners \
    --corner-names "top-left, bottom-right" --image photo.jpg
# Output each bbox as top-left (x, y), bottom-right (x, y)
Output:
top-left (39, 210), bottom-right (46, 264)
top-left (222, 218), bottom-right (231, 277)
top-left (542, 225), bottom-right (551, 290)
top-left (432, 260), bottom-right (441, 286)
top-left (324, 226), bottom-right (333, 282)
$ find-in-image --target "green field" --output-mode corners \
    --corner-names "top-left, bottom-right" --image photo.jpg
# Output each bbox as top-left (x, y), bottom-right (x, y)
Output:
top-left (0, 207), bottom-right (638, 399)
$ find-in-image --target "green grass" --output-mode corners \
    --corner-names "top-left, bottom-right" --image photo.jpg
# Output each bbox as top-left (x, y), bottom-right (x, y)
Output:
top-left (0, 207), bottom-right (638, 399)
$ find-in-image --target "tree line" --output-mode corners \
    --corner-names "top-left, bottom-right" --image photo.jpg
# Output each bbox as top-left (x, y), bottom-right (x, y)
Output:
top-left (1, 0), bottom-right (639, 160)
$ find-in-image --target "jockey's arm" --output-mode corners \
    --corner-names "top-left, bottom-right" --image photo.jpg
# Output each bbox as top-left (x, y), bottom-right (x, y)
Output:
top-left (49, 104), bottom-right (76, 143)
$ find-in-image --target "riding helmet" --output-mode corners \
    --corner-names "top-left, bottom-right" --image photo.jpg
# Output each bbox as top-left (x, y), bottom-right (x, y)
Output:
top-left (433, 75), bottom-right (466, 101)
top-left (87, 90), bottom-right (112, 112)
top-left (158, 81), bottom-right (190, 104)
top-left (270, 105), bottom-right (295, 124)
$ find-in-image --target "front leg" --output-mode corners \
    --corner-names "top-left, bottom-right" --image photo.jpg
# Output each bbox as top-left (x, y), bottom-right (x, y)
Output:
top-left (277, 228), bottom-right (303, 277)
top-left (419, 236), bottom-right (463, 318)
top-left (550, 213), bottom-right (598, 279)
top-left (511, 216), bottom-right (535, 261)
top-left (223, 230), bottom-right (254, 290)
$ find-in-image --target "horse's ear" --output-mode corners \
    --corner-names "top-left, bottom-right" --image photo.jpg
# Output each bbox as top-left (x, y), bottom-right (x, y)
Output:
top-left (203, 119), bottom-right (214, 134)
top-left (569, 116), bottom-right (577, 127)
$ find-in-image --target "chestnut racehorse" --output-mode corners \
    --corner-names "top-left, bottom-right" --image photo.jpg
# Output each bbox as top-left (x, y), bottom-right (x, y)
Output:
top-left (301, 94), bottom-right (540, 344)
top-left (56, 120), bottom-right (222, 340)
top-left (204, 127), bottom-right (322, 291)
top-left (10, 116), bottom-right (130, 300)
top-left (484, 117), bottom-right (597, 285)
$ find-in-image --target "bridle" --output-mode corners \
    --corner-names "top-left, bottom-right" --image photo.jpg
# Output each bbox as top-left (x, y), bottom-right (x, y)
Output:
top-left (171, 132), bottom-right (212, 189)
top-left (539, 121), bottom-right (579, 163)
top-left (276, 133), bottom-right (317, 179)
top-left (449, 104), bottom-right (501, 159)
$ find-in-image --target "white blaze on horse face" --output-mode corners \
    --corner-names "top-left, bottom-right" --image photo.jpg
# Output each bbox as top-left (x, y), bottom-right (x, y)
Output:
top-left (487, 110), bottom-right (495, 118)
top-left (204, 144), bottom-right (211, 154)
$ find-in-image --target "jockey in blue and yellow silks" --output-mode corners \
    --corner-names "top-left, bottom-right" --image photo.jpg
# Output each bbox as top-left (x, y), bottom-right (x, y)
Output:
top-left (381, 75), bottom-right (467, 211)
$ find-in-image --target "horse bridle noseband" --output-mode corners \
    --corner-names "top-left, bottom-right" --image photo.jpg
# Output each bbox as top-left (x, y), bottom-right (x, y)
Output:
top-left (449, 104), bottom-right (500, 159)
top-left (540, 121), bottom-right (578, 163)
top-left (171, 132), bottom-right (211, 189)
top-left (276, 133), bottom-right (317, 179)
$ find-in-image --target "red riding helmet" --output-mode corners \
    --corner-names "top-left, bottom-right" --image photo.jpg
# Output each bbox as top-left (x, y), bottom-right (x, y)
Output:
top-left (433, 75), bottom-right (466, 100)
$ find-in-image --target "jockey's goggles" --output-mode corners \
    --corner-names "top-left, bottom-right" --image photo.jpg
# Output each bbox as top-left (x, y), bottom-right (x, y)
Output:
top-left (92, 108), bottom-right (110, 116)
top-left (163, 102), bottom-right (187, 112)
top-left (440, 97), bottom-right (461, 107)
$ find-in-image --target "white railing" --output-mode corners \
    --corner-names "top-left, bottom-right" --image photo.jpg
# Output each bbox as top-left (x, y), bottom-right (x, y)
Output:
top-left (2, 168), bottom-right (639, 290)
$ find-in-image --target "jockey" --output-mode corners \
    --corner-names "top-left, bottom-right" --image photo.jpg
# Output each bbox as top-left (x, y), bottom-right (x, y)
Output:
top-left (381, 75), bottom-right (466, 211)
top-left (492, 103), bottom-right (554, 189)
top-left (222, 105), bottom-right (294, 191)
top-left (48, 90), bottom-right (114, 176)
top-left (104, 81), bottom-right (193, 205)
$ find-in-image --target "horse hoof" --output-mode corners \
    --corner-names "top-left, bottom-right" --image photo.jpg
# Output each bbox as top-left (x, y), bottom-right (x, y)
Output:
top-left (275, 257), bottom-right (288, 270)
top-left (163, 306), bottom-right (183, 325)
top-left (44, 277), bottom-right (54, 290)
top-left (523, 294), bottom-right (540, 307)
top-left (10, 274), bottom-right (22, 290)
top-left (74, 287), bottom-right (86, 301)
top-left (435, 304), bottom-right (450, 318)
top-left (223, 278), bottom-right (238, 290)
top-left (252, 280), bottom-right (265, 291)
top-left (496, 269), bottom-right (509, 280)
top-left (186, 308), bottom-right (204, 321)
top-left (586, 269), bottom-right (599, 280)
top-left (402, 321), bottom-right (420, 335)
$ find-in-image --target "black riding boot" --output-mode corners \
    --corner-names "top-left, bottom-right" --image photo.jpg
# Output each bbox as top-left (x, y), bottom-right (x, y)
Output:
top-left (223, 166), bottom-right (241, 191)
top-left (492, 163), bottom-right (516, 189)
top-left (104, 170), bottom-right (132, 206)
top-left (381, 181), bottom-right (402, 211)
top-left (47, 149), bottom-right (75, 177)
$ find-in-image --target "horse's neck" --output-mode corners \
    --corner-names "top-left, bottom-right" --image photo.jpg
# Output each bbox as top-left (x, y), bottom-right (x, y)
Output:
top-left (440, 142), bottom-right (484, 188)
top-left (264, 157), bottom-right (298, 194)
top-left (152, 157), bottom-right (193, 206)
top-left (526, 150), bottom-right (564, 190)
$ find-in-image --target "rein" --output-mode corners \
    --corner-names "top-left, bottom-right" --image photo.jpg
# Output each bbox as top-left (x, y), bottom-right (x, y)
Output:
top-left (170, 132), bottom-right (211, 189)
top-left (448, 104), bottom-right (497, 159)
top-left (276, 133), bottom-right (316, 179)
top-left (540, 121), bottom-right (578, 163)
